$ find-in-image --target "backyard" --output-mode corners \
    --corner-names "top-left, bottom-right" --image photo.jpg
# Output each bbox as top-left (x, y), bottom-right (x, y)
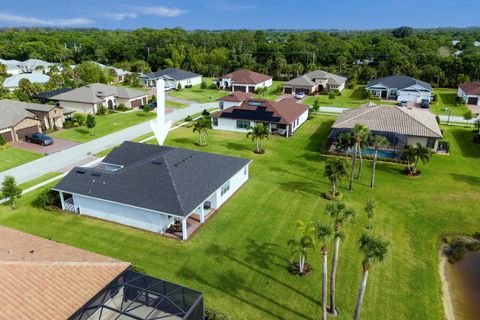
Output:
top-left (168, 77), bottom-right (226, 103)
top-left (0, 146), bottom-right (43, 172)
top-left (0, 115), bottom-right (479, 319)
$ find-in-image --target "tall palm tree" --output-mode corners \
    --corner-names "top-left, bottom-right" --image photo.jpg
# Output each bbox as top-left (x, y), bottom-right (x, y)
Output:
top-left (353, 233), bottom-right (390, 320)
top-left (370, 135), bottom-right (388, 189)
top-left (192, 116), bottom-right (212, 146)
top-left (349, 124), bottom-right (370, 190)
top-left (336, 132), bottom-right (352, 158)
top-left (413, 142), bottom-right (431, 174)
top-left (356, 127), bottom-right (371, 180)
top-left (402, 145), bottom-right (416, 174)
top-left (287, 220), bottom-right (316, 273)
top-left (364, 199), bottom-right (376, 230)
top-left (247, 123), bottom-right (270, 153)
top-left (324, 158), bottom-right (348, 197)
top-left (326, 202), bottom-right (355, 316)
top-left (315, 223), bottom-right (333, 320)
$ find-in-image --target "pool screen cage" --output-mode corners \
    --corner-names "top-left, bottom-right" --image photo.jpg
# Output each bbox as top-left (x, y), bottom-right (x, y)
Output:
top-left (70, 269), bottom-right (204, 320)
top-left (327, 128), bottom-right (408, 152)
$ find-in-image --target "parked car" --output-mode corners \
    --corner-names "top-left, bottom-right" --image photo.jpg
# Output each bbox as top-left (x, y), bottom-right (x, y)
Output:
top-left (25, 133), bottom-right (53, 146)
top-left (140, 102), bottom-right (157, 110)
top-left (399, 100), bottom-right (408, 107)
top-left (295, 92), bottom-right (306, 99)
top-left (420, 99), bottom-right (430, 109)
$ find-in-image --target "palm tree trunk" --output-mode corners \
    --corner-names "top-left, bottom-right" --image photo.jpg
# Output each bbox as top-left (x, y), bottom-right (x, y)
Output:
top-left (370, 150), bottom-right (378, 189)
top-left (332, 177), bottom-right (337, 196)
top-left (353, 269), bottom-right (369, 320)
top-left (349, 144), bottom-right (357, 191)
top-left (256, 138), bottom-right (259, 153)
top-left (329, 237), bottom-right (340, 315)
top-left (299, 254), bottom-right (305, 273)
top-left (357, 146), bottom-right (363, 179)
top-left (322, 252), bottom-right (328, 320)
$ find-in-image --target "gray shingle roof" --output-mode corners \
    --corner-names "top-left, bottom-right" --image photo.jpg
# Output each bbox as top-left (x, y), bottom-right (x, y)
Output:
top-left (0, 99), bottom-right (44, 129)
top-left (142, 68), bottom-right (201, 81)
top-left (50, 83), bottom-right (147, 104)
top-left (366, 75), bottom-right (432, 91)
top-left (54, 142), bottom-right (251, 217)
top-left (332, 104), bottom-right (442, 138)
top-left (285, 70), bottom-right (347, 87)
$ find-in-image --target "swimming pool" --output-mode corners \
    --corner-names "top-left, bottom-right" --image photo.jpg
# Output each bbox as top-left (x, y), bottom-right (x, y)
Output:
top-left (362, 148), bottom-right (399, 159)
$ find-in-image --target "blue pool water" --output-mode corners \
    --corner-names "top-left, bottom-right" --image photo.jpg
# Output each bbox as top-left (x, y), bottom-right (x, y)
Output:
top-left (362, 148), bottom-right (398, 159)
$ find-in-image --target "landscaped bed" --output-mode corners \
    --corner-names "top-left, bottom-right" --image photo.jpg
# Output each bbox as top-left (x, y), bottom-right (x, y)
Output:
top-left (0, 115), bottom-right (479, 319)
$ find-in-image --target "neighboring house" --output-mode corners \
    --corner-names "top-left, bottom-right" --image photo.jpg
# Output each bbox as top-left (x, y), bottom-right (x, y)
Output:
top-left (53, 141), bottom-right (251, 241)
top-left (139, 68), bottom-right (202, 88)
top-left (457, 81), bottom-right (480, 106)
top-left (328, 103), bottom-right (443, 152)
top-left (0, 58), bottom-right (22, 75)
top-left (0, 226), bottom-right (204, 320)
top-left (32, 88), bottom-right (74, 103)
top-left (3, 73), bottom-right (50, 91)
top-left (50, 83), bottom-right (148, 114)
top-left (212, 98), bottom-right (309, 137)
top-left (366, 75), bottom-right (433, 102)
top-left (0, 99), bottom-right (64, 142)
top-left (216, 69), bottom-right (273, 92)
top-left (217, 91), bottom-right (253, 110)
top-left (94, 62), bottom-right (130, 83)
top-left (283, 70), bottom-right (348, 95)
top-left (18, 58), bottom-right (57, 73)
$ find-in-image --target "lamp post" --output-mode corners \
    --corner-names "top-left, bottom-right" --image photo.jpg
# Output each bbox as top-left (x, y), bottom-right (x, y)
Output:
top-left (445, 108), bottom-right (451, 126)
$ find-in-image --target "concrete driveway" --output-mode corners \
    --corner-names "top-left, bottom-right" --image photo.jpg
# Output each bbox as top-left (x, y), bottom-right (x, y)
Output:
top-left (10, 138), bottom-right (79, 155)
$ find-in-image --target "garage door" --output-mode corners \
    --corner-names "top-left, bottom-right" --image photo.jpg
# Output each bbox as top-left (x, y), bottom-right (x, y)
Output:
top-left (284, 87), bottom-right (292, 94)
top-left (397, 92), bottom-right (419, 102)
top-left (468, 97), bottom-right (479, 105)
top-left (1, 130), bottom-right (13, 142)
top-left (130, 98), bottom-right (143, 108)
top-left (295, 88), bottom-right (310, 95)
top-left (16, 126), bottom-right (39, 140)
top-left (233, 85), bottom-right (247, 92)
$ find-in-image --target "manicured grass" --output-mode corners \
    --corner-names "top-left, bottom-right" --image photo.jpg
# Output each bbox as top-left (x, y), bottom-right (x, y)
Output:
top-left (51, 111), bottom-right (156, 143)
top-left (18, 172), bottom-right (63, 190)
top-left (166, 100), bottom-right (188, 108)
top-left (168, 78), bottom-right (226, 103)
top-left (254, 80), bottom-right (285, 100)
top-left (431, 88), bottom-right (469, 116)
top-left (303, 86), bottom-right (372, 108)
top-left (0, 146), bottom-right (43, 172)
top-left (1, 116), bottom-right (480, 319)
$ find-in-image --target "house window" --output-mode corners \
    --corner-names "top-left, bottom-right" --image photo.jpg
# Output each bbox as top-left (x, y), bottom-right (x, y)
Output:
top-left (213, 118), bottom-right (218, 126)
top-left (427, 138), bottom-right (436, 149)
top-left (236, 120), bottom-right (250, 129)
top-left (221, 181), bottom-right (230, 196)
top-left (244, 166), bottom-right (247, 175)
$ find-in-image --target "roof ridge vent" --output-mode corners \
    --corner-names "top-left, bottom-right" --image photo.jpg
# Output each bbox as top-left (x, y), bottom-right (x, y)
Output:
top-left (174, 154), bottom-right (196, 167)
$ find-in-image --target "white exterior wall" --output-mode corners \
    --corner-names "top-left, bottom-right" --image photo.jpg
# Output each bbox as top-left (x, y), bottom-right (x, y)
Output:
top-left (214, 118), bottom-right (251, 133)
top-left (337, 82), bottom-right (346, 92)
top-left (214, 164), bottom-right (249, 209)
top-left (177, 76), bottom-right (202, 88)
top-left (291, 110), bottom-right (309, 134)
top-left (457, 87), bottom-right (480, 106)
top-left (58, 101), bottom-right (97, 114)
top-left (218, 101), bottom-right (239, 110)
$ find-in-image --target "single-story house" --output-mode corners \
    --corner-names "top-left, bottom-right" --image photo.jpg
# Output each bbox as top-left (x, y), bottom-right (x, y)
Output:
top-left (0, 58), bottom-right (22, 75)
top-left (212, 98), bottom-right (309, 137)
top-left (457, 81), bottom-right (480, 106)
top-left (3, 73), bottom-right (50, 91)
top-left (18, 58), bottom-right (58, 73)
top-left (0, 99), bottom-right (64, 141)
top-left (53, 141), bottom-right (251, 241)
top-left (139, 68), bottom-right (202, 88)
top-left (94, 62), bottom-right (130, 83)
top-left (283, 70), bottom-right (348, 95)
top-left (328, 103), bottom-right (443, 152)
top-left (217, 91), bottom-right (253, 110)
top-left (366, 75), bottom-right (433, 102)
top-left (216, 69), bottom-right (272, 92)
top-left (32, 88), bottom-right (74, 103)
top-left (50, 83), bottom-right (148, 114)
top-left (0, 226), bottom-right (204, 320)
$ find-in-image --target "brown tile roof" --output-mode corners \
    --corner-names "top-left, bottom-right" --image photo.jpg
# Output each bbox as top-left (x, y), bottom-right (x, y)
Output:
top-left (0, 226), bottom-right (130, 320)
top-left (221, 69), bottom-right (272, 85)
top-left (459, 81), bottom-right (480, 95)
top-left (213, 98), bottom-right (309, 124)
top-left (217, 91), bottom-right (253, 102)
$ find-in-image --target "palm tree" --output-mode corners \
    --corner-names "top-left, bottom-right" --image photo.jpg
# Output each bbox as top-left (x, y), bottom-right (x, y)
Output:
top-left (364, 199), bottom-right (376, 230)
top-left (402, 145), bottom-right (416, 174)
top-left (287, 220), bottom-right (316, 273)
top-left (192, 116), bottom-right (212, 146)
top-left (315, 223), bottom-right (333, 320)
top-left (356, 127), bottom-right (371, 180)
top-left (336, 132), bottom-right (352, 158)
top-left (324, 158), bottom-right (348, 197)
top-left (370, 135), bottom-right (388, 188)
top-left (247, 123), bottom-right (270, 153)
top-left (413, 142), bottom-right (431, 174)
top-left (353, 233), bottom-right (390, 320)
top-left (349, 124), bottom-right (370, 190)
top-left (326, 202), bottom-right (355, 316)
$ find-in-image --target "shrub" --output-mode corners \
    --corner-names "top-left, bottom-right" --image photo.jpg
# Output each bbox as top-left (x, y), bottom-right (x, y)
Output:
top-left (116, 103), bottom-right (130, 112)
top-left (431, 93), bottom-right (438, 102)
top-left (33, 188), bottom-right (60, 209)
top-left (0, 134), bottom-right (6, 146)
top-left (435, 115), bottom-right (440, 124)
top-left (185, 115), bottom-right (193, 122)
top-left (177, 82), bottom-right (182, 90)
top-left (328, 91), bottom-right (336, 100)
top-left (447, 240), bottom-right (467, 263)
top-left (205, 310), bottom-right (228, 320)
top-left (143, 105), bottom-right (151, 113)
top-left (185, 84), bottom-right (192, 88)
top-left (97, 106), bottom-right (107, 115)
top-left (325, 191), bottom-right (343, 201)
top-left (200, 81), bottom-right (207, 89)
top-left (209, 83), bottom-right (218, 90)
top-left (438, 140), bottom-right (450, 152)
top-left (346, 79), bottom-right (357, 89)
top-left (72, 113), bottom-right (86, 126)
top-left (455, 96), bottom-right (466, 106)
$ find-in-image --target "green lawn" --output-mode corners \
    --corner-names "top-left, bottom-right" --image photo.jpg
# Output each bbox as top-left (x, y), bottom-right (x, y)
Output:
top-left (0, 146), bottom-right (43, 172)
top-left (18, 172), bottom-right (63, 190)
top-left (431, 88), bottom-right (469, 116)
top-left (168, 78), bottom-right (226, 103)
top-left (304, 86), bottom-right (372, 108)
top-left (51, 111), bottom-right (156, 143)
top-left (1, 116), bottom-right (479, 319)
top-left (254, 80), bottom-right (285, 100)
top-left (166, 100), bottom-right (188, 108)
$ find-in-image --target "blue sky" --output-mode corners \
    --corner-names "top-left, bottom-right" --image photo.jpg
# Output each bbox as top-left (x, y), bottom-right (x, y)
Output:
top-left (0, 0), bottom-right (479, 30)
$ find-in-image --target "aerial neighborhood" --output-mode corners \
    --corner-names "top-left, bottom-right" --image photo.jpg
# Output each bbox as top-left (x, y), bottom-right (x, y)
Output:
top-left (0, 18), bottom-right (479, 320)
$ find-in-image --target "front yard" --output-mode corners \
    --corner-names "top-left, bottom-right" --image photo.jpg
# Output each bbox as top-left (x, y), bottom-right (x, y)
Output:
top-left (168, 77), bottom-right (226, 103)
top-left (430, 87), bottom-right (469, 116)
top-left (1, 115), bottom-right (479, 319)
top-left (51, 111), bottom-right (156, 143)
top-left (0, 146), bottom-right (43, 172)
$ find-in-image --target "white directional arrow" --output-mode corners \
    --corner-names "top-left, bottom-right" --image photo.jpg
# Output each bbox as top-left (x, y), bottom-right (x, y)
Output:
top-left (150, 79), bottom-right (172, 145)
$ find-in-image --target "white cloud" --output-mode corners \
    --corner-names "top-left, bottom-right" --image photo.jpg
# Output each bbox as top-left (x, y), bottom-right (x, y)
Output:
top-left (0, 13), bottom-right (92, 26)
top-left (107, 5), bottom-right (188, 21)
top-left (106, 13), bottom-right (138, 21)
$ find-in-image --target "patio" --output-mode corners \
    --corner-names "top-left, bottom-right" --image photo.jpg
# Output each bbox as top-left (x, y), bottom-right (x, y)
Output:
top-left (164, 209), bottom-right (216, 241)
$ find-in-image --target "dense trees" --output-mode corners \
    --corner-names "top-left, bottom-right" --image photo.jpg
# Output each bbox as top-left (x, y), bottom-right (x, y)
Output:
top-left (0, 27), bottom-right (480, 87)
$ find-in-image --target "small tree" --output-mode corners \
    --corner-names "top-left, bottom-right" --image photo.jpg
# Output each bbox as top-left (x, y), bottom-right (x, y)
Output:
top-left (402, 145), bottom-right (416, 174)
top-left (86, 114), bottom-right (96, 136)
top-left (73, 113), bottom-right (86, 126)
top-left (200, 81), bottom-right (207, 89)
top-left (1, 175), bottom-right (22, 209)
top-left (0, 134), bottom-right (6, 146)
top-left (288, 220), bottom-right (316, 274)
top-left (192, 116), bottom-right (212, 146)
top-left (312, 98), bottom-right (320, 112)
top-left (413, 142), bottom-right (431, 174)
top-left (143, 105), bottom-right (151, 114)
top-left (324, 158), bottom-right (348, 198)
top-left (364, 199), bottom-right (376, 230)
top-left (97, 106), bottom-right (107, 115)
top-left (464, 110), bottom-right (474, 127)
top-left (247, 123), bottom-right (270, 154)
top-left (177, 82), bottom-right (182, 91)
top-left (328, 91), bottom-right (336, 100)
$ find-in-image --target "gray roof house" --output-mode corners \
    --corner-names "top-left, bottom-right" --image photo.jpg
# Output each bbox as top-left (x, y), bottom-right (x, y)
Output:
top-left (366, 75), bottom-right (433, 102)
top-left (328, 103), bottom-right (443, 153)
top-left (53, 141), bottom-right (251, 240)
top-left (139, 68), bottom-right (202, 88)
top-left (50, 83), bottom-right (148, 114)
top-left (284, 70), bottom-right (348, 95)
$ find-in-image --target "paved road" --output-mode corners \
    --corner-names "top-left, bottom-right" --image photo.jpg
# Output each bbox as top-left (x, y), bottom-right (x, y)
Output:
top-left (0, 103), bottom-right (216, 184)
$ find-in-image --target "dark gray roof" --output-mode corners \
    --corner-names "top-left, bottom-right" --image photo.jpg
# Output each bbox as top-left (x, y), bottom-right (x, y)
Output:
top-left (142, 68), bottom-right (201, 81)
top-left (366, 75), bottom-right (432, 91)
top-left (32, 88), bottom-right (73, 100)
top-left (54, 142), bottom-right (250, 217)
top-left (50, 83), bottom-right (147, 103)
